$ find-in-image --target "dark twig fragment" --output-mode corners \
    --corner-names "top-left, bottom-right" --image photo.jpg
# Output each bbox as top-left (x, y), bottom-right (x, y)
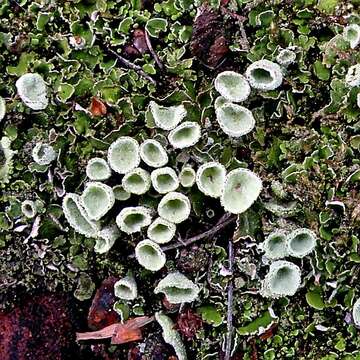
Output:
top-left (161, 214), bottom-right (236, 252)
top-left (106, 48), bottom-right (157, 85)
top-left (224, 239), bottom-right (235, 360)
top-left (144, 30), bottom-right (164, 70)
top-left (10, 0), bottom-right (25, 11)
top-left (128, 214), bottom-right (236, 259)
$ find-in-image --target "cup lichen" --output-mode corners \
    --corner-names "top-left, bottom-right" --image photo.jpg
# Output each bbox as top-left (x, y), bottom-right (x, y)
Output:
top-left (15, 73), bottom-right (49, 110)
top-left (215, 103), bottom-right (255, 138)
top-left (149, 101), bottom-right (187, 130)
top-left (155, 312), bottom-right (187, 360)
top-left (196, 161), bottom-right (226, 198)
top-left (245, 59), bottom-right (283, 91)
top-left (168, 121), bottom-right (201, 149)
top-left (286, 228), bottom-right (317, 258)
top-left (276, 48), bottom-right (297, 67)
top-left (62, 193), bottom-right (99, 238)
top-left (179, 166), bottom-right (196, 188)
top-left (122, 167), bottom-right (151, 195)
top-left (154, 271), bottom-right (200, 303)
top-left (261, 260), bottom-right (301, 298)
top-left (139, 139), bottom-right (168, 168)
top-left (135, 239), bottom-right (166, 272)
top-left (214, 71), bottom-right (251, 103)
top-left (112, 185), bottom-right (131, 201)
top-left (116, 206), bottom-right (152, 234)
top-left (157, 192), bottom-right (191, 224)
top-left (107, 136), bottom-right (140, 174)
top-left (151, 167), bottom-right (179, 194)
top-left (114, 275), bottom-right (138, 300)
top-left (21, 200), bottom-right (37, 219)
top-left (262, 230), bottom-right (289, 260)
top-left (95, 224), bottom-right (120, 254)
top-left (86, 158), bottom-right (112, 181)
top-left (32, 143), bottom-right (57, 166)
top-left (81, 182), bottom-right (115, 221)
top-left (220, 168), bottom-right (262, 214)
top-left (147, 217), bottom-right (176, 244)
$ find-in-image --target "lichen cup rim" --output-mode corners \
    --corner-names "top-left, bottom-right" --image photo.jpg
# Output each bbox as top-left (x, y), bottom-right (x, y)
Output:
top-left (245, 59), bottom-right (283, 91)
top-left (214, 70), bottom-right (251, 103)
top-left (286, 228), bottom-right (317, 258)
top-left (86, 157), bottom-right (112, 181)
top-left (262, 230), bottom-right (289, 260)
top-left (139, 139), bottom-right (168, 168)
top-left (168, 121), bottom-right (201, 149)
top-left (147, 217), bottom-right (176, 244)
top-left (151, 166), bottom-right (179, 194)
top-left (154, 271), bottom-right (200, 303)
top-left (15, 72), bottom-right (49, 110)
top-left (157, 191), bottom-right (191, 224)
top-left (149, 101), bottom-right (187, 130)
top-left (107, 136), bottom-right (140, 174)
top-left (135, 239), bottom-right (166, 272)
top-left (195, 161), bottom-right (226, 198)
top-left (122, 167), bottom-right (151, 195)
top-left (215, 102), bottom-right (256, 138)
top-left (80, 181), bottom-right (115, 221)
top-left (116, 206), bottom-right (152, 234)
top-left (261, 260), bottom-right (301, 298)
top-left (220, 168), bottom-right (262, 214)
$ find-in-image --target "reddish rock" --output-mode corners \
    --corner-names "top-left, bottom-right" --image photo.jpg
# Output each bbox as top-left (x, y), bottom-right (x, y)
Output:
top-left (87, 276), bottom-right (120, 330)
top-left (0, 293), bottom-right (73, 360)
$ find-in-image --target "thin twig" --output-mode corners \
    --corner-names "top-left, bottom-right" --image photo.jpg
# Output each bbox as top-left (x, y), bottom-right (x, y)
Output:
top-left (106, 48), bottom-right (157, 85)
top-left (144, 30), bottom-right (164, 70)
top-left (10, 0), bottom-right (25, 11)
top-left (161, 214), bottom-right (236, 252)
top-left (224, 240), bottom-right (235, 360)
top-left (128, 214), bottom-right (236, 259)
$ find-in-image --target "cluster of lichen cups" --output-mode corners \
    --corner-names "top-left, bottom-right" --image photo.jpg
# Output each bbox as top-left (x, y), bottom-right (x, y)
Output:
top-left (16, 54), bottom-right (352, 353)
top-left (60, 59), bottom-right (294, 323)
top-left (260, 228), bottom-right (317, 298)
top-left (61, 75), bottom-right (271, 271)
top-left (214, 59), bottom-right (285, 138)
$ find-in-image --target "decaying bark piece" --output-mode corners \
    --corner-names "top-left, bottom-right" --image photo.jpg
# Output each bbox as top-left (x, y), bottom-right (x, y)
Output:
top-left (190, 5), bottom-right (229, 68)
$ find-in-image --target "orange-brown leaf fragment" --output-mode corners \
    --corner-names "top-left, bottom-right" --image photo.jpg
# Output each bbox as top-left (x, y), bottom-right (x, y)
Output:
top-left (90, 97), bottom-right (107, 117)
top-left (76, 323), bottom-right (118, 341)
top-left (111, 327), bottom-right (142, 345)
top-left (111, 316), bottom-right (154, 344)
top-left (76, 316), bottom-right (154, 345)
